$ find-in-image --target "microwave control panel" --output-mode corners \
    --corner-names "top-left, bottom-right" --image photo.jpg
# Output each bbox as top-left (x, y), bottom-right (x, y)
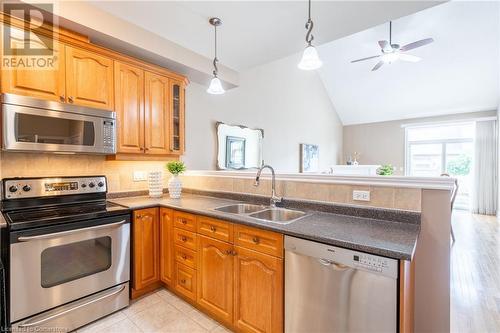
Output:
top-left (103, 120), bottom-right (116, 153)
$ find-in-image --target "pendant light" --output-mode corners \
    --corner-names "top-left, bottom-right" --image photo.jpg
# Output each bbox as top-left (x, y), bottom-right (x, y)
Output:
top-left (207, 17), bottom-right (225, 95)
top-left (297, 0), bottom-right (323, 70)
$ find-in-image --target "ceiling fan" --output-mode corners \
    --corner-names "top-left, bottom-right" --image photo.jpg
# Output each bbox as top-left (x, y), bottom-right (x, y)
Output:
top-left (351, 21), bottom-right (434, 71)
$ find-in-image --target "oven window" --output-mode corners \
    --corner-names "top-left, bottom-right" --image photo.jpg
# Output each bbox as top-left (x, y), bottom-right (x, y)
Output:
top-left (40, 237), bottom-right (112, 288)
top-left (16, 113), bottom-right (95, 146)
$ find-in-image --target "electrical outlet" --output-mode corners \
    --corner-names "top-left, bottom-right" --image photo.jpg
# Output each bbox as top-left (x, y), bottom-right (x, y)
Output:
top-left (133, 171), bottom-right (147, 181)
top-left (353, 190), bottom-right (370, 201)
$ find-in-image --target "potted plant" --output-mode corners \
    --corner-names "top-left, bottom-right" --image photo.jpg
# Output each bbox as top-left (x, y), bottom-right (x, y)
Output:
top-left (376, 164), bottom-right (395, 176)
top-left (166, 161), bottom-right (186, 198)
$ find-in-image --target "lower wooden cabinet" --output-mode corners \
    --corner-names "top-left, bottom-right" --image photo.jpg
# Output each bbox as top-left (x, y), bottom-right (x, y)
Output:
top-left (197, 235), bottom-right (234, 325)
top-left (175, 262), bottom-right (197, 301)
top-left (160, 208), bottom-right (174, 286)
top-left (132, 208), bottom-right (160, 293)
top-left (233, 246), bottom-right (283, 333)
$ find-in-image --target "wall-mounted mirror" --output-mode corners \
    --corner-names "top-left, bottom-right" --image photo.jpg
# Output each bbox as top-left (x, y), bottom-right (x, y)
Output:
top-left (216, 122), bottom-right (263, 170)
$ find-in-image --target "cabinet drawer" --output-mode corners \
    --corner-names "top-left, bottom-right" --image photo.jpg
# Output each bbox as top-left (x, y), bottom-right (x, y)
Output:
top-left (174, 245), bottom-right (197, 269)
top-left (233, 225), bottom-right (283, 258)
top-left (173, 211), bottom-right (197, 232)
top-left (197, 216), bottom-right (233, 243)
top-left (174, 228), bottom-right (197, 251)
top-left (175, 262), bottom-right (197, 302)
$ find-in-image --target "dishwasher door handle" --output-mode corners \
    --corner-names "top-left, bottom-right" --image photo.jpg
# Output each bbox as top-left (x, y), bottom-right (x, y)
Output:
top-left (317, 258), bottom-right (349, 270)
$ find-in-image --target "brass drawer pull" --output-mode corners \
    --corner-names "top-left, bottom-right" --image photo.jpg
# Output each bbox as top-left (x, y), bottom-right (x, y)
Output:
top-left (68, 96), bottom-right (74, 103)
top-left (59, 95), bottom-right (65, 102)
top-left (210, 226), bottom-right (217, 232)
top-left (231, 250), bottom-right (237, 256)
top-left (181, 254), bottom-right (187, 260)
top-left (180, 219), bottom-right (187, 224)
top-left (180, 279), bottom-right (186, 284)
top-left (181, 236), bottom-right (187, 242)
top-left (252, 236), bottom-right (260, 244)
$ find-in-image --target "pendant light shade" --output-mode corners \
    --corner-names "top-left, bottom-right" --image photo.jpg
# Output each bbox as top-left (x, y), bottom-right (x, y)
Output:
top-left (207, 17), bottom-right (225, 95)
top-left (207, 77), bottom-right (225, 94)
top-left (298, 0), bottom-right (322, 70)
top-left (298, 45), bottom-right (323, 70)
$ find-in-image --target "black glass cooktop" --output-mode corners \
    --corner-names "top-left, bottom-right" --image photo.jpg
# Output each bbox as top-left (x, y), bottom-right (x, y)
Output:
top-left (4, 201), bottom-right (130, 231)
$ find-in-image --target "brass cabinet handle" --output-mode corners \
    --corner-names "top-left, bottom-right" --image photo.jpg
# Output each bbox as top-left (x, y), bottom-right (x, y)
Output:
top-left (59, 95), bottom-right (65, 102)
top-left (225, 249), bottom-right (232, 255)
top-left (252, 236), bottom-right (260, 244)
top-left (181, 236), bottom-right (187, 242)
top-left (231, 250), bottom-right (238, 256)
top-left (136, 214), bottom-right (142, 219)
top-left (180, 279), bottom-right (186, 284)
top-left (210, 226), bottom-right (217, 232)
top-left (181, 254), bottom-right (187, 260)
top-left (181, 219), bottom-right (187, 224)
top-left (68, 96), bottom-right (74, 103)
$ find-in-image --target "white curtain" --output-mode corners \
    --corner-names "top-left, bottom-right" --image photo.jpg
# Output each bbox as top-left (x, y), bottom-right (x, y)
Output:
top-left (472, 120), bottom-right (498, 215)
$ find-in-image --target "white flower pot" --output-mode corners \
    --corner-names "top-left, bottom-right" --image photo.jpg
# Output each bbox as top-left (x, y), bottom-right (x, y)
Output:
top-left (168, 175), bottom-right (182, 199)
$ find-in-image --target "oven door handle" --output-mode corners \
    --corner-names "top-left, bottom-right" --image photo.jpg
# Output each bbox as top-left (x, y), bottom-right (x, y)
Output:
top-left (17, 220), bottom-right (127, 242)
top-left (17, 284), bottom-right (126, 328)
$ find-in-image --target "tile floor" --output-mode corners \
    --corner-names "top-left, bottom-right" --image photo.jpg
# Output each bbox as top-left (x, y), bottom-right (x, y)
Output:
top-left (77, 288), bottom-right (233, 333)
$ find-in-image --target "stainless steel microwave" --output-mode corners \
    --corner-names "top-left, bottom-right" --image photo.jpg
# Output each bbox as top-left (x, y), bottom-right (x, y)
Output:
top-left (1, 94), bottom-right (116, 154)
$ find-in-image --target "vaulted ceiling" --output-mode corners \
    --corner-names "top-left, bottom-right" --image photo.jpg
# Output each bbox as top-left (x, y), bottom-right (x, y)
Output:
top-left (317, 1), bottom-right (499, 125)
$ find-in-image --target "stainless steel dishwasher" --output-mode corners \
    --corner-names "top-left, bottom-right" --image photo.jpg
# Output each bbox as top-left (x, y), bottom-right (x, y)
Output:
top-left (285, 236), bottom-right (399, 333)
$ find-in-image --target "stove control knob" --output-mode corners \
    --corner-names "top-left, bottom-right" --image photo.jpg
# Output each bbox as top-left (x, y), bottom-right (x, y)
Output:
top-left (8, 185), bottom-right (18, 193)
top-left (98, 181), bottom-right (105, 188)
top-left (22, 185), bottom-right (31, 192)
top-left (81, 183), bottom-right (87, 188)
top-left (88, 182), bottom-right (95, 188)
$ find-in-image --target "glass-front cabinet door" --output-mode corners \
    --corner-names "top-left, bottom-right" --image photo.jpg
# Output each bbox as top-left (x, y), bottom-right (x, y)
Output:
top-left (170, 81), bottom-right (185, 154)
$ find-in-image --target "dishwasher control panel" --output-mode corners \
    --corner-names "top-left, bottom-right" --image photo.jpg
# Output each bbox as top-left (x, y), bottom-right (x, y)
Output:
top-left (284, 235), bottom-right (398, 279)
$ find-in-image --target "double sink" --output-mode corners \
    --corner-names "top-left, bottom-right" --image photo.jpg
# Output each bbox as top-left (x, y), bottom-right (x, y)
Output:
top-left (213, 203), bottom-right (308, 224)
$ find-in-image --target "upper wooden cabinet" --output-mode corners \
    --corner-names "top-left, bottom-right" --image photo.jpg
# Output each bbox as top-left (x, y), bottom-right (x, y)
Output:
top-left (65, 46), bottom-right (114, 110)
top-left (145, 72), bottom-right (170, 155)
top-left (114, 62), bottom-right (144, 154)
top-left (1, 39), bottom-right (65, 102)
top-left (170, 80), bottom-right (185, 154)
top-left (132, 208), bottom-right (160, 293)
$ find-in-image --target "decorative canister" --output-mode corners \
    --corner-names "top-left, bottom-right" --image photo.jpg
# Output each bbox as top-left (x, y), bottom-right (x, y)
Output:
top-left (148, 171), bottom-right (163, 198)
top-left (167, 174), bottom-right (182, 199)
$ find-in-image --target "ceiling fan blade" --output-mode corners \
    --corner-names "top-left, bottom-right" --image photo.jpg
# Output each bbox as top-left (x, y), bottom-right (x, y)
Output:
top-left (372, 61), bottom-right (384, 71)
top-left (378, 40), bottom-right (391, 52)
top-left (399, 54), bottom-right (421, 62)
top-left (400, 38), bottom-right (434, 52)
top-left (351, 55), bottom-right (381, 63)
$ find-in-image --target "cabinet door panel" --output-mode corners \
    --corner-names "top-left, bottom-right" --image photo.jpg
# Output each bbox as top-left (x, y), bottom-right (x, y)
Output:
top-left (114, 62), bottom-right (144, 153)
top-left (234, 246), bottom-right (283, 333)
top-left (197, 235), bottom-right (233, 324)
top-left (1, 35), bottom-right (65, 101)
top-left (144, 72), bottom-right (170, 154)
top-left (175, 262), bottom-right (197, 301)
top-left (169, 80), bottom-right (185, 154)
top-left (133, 208), bottom-right (160, 290)
top-left (160, 208), bottom-right (174, 286)
top-left (65, 46), bottom-right (114, 110)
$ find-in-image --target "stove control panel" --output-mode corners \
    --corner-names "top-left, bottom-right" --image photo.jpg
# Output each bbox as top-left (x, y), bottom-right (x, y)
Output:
top-left (3, 176), bottom-right (107, 199)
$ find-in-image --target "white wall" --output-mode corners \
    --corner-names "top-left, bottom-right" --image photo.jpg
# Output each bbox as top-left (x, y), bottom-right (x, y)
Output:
top-left (183, 54), bottom-right (343, 172)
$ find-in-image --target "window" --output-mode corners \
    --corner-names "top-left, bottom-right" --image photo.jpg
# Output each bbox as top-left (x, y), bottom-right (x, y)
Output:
top-left (405, 122), bottom-right (474, 210)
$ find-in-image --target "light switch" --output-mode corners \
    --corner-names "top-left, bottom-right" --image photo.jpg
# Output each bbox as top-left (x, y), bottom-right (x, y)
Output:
top-left (353, 190), bottom-right (370, 201)
top-left (133, 171), bottom-right (147, 181)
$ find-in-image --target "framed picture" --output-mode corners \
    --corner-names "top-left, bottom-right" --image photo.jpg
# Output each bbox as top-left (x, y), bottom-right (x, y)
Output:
top-left (226, 136), bottom-right (246, 169)
top-left (300, 143), bottom-right (319, 173)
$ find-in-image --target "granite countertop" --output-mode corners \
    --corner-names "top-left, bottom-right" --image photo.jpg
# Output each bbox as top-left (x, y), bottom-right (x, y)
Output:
top-left (109, 194), bottom-right (419, 260)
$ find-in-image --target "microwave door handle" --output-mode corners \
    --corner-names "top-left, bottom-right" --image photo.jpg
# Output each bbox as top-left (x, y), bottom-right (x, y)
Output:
top-left (17, 220), bottom-right (127, 242)
top-left (16, 284), bottom-right (126, 328)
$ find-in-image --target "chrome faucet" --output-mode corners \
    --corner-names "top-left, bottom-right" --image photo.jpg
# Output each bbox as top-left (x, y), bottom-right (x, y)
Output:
top-left (254, 165), bottom-right (282, 207)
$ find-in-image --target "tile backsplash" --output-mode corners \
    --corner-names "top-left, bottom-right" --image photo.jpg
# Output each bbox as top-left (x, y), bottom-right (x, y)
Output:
top-left (0, 154), bottom-right (422, 211)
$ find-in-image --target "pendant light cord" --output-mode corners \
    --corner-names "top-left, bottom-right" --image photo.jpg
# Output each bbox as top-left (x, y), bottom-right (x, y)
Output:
top-left (389, 21), bottom-right (392, 45)
top-left (213, 24), bottom-right (219, 77)
top-left (305, 0), bottom-right (314, 46)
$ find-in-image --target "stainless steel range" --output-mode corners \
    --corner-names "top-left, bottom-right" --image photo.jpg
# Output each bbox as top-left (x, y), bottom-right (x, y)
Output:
top-left (1, 176), bottom-right (130, 332)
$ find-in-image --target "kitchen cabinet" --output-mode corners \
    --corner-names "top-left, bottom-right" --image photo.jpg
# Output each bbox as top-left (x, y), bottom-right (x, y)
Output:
top-left (160, 208), bottom-right (174, 286)
top-left (114, 61), bottom-right (144, 154)
top-left (169, 80), bottom-right (185, 154)
top-left (65, 46), bottom-right (114, 110)
top-left (1, 40), bottom-right (66, 102)
top-left (234, 246), bottom-right (283, 333)
top-left (132, 208), bottom-right (160, 296)
top-left (144, 72), bottom-right (170, 155)
top-left (197, 235), bottom-right (234, 325)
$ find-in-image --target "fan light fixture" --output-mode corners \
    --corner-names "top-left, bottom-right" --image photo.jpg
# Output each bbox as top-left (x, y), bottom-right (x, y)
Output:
top-left (298, 0), bottom-right (322, 70)
top-left (207, 17), bottom-right (225, 95)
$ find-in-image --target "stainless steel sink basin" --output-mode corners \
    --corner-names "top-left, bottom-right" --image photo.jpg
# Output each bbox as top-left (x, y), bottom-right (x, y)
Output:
top-left (249, 208), bottom-right (307, 224)
top-left (214, 203), bottom-right (267, 214)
